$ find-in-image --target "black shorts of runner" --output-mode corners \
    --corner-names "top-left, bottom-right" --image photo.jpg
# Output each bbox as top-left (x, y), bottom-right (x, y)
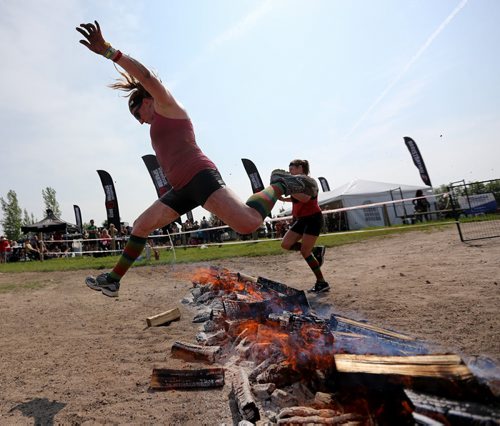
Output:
top-left (159, 169), bottom-right (226, 215)
top-left (290, 212), bottom-right (324, 237)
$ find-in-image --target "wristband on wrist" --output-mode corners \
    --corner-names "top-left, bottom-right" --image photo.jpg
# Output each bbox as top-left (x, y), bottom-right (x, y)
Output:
top-left (112, 50), bottom-right (123, 62)
top-left (102, 42), bottom-right (117, 60)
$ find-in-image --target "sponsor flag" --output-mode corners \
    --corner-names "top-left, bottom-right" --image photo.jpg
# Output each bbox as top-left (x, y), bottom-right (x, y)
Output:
top-left (241, 158), bottom-right (265, 193)
top-left (141, 154), bottom-right (172, 197)
top-left (403, 136), bottom-right (432, 187)
top-left (318, 177), bottom-right (331, 192)
top-left (73, 205), bottom-right (83, 233)
top-left (96, 170), bottom-right (121, 230)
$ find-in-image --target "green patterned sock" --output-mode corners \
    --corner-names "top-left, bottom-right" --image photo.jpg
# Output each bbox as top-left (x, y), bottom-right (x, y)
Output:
top-left (305, 254), bottom-right (325, 282)
top-left (108, 234), bottom-right (147, 282)
top-left (245, 183), bottom-right (285, 220)
top-left (289, 242), bottom-right (302, 251)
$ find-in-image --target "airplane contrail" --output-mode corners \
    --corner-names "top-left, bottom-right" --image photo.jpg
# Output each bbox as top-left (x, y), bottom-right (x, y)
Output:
top-left (344, 0), bottom-right (468, 140)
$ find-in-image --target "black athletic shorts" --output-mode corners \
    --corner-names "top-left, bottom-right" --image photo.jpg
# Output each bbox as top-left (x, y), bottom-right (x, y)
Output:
top-left (289, 212), bottom-right (324, 237)
top-left (159, 169), bottom-right (226, 215)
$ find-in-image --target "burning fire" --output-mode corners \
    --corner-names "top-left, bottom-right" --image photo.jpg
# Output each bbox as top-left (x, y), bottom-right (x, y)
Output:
top-left (192, 267), bottom-right (336, 371)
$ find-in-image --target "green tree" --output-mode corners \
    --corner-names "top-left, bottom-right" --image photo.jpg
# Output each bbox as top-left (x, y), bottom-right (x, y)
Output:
top-left (22, 209), bottom-right (36, 226)
top-left (0, 190), bottom-right (22, 240)
top-left (42, 187), bottom-right (61, 217)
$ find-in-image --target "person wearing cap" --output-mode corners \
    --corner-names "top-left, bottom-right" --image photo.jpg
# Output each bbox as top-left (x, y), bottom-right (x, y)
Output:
top-left (76, 21), bottom-right (318, 297)
top-left (280, 160), bottom-right (330, 294)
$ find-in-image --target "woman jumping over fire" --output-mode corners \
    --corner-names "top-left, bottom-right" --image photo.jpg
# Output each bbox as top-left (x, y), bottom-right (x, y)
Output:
top-left (76, 21), bottom-right (318, 297)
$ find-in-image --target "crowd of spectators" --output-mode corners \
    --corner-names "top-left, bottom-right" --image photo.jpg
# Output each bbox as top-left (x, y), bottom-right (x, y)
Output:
top-left (1, 213), bottom-right (338, 263)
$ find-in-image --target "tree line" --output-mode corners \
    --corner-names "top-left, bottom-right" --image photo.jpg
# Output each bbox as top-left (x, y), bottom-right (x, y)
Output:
top-left (0, 187), bottom-right (61, 241)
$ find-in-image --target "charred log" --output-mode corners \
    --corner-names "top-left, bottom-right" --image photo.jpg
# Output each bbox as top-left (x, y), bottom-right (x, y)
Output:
top-left (232, 367), bottom-right (260, 423)
top-left (150, 367), bottom-right (224, 390)
top-left (171, 341), bottom-right (221, 363)
top-left (256, 361), bottom-right (302, 388)
top-left (406, 389), bottom-right (500, 425)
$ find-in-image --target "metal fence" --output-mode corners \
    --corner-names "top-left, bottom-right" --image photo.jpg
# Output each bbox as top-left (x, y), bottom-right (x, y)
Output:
top-left (448, 179), bottom-right (500, 242)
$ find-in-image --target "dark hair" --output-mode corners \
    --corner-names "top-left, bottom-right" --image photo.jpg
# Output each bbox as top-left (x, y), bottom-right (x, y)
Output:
top-left (289, 159), bottom-right (310, 175)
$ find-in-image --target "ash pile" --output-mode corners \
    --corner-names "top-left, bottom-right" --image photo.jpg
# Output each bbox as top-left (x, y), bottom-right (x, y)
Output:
top-left (151, 267), bottom-right (500, 425)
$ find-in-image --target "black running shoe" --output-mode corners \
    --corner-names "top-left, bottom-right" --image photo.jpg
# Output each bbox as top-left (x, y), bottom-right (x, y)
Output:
top-left (312, 245), bottom-right (326, 267)
top-left (307, 281), bottom-right (330, 294)
top-left (85, 273), bottom-right (120, 297)
top-left (270, 169), bottom-right (318, 197)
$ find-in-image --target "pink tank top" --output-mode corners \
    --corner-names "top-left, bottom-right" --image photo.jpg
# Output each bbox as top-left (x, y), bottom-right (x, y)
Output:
top-left (150, 113), bottom-right (217, 189)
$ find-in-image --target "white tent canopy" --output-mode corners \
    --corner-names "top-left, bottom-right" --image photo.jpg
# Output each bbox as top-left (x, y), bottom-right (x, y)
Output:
top-left (281, 179), bottom-right (434, 230)
top-left (318, 179), bottom-right (433, 230)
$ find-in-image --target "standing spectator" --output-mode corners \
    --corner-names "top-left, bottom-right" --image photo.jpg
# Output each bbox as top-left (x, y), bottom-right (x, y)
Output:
top-left (108, 223), bottom-right (118, 252)
top-left (200, 216), bottom-right (209, 244)
top-left (280, 159), bottom-right (329, 293)
top-left (87, 219), bottom-right (99, 253)
top-left (0, 236), bottom-right (11, 263)
top-left (413, 190), bottom-right (431, 222)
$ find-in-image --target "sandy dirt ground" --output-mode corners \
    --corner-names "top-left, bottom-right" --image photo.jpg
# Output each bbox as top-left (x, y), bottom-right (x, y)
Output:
top-left (0, 226), bottom-right (499, 424)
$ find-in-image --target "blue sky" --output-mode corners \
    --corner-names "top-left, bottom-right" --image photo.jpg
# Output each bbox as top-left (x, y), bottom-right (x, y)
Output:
top-left (1, 0), bottom-right (499, 229)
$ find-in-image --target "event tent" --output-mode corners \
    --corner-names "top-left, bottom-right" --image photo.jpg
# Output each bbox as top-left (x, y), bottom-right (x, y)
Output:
top-left (21, 209), bottom-right (79, 234)
top-left (316, 179), bottom-right (434, 230)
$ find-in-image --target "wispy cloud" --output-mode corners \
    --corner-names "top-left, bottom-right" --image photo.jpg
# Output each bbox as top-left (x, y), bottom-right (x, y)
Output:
top-left (169, 0), bottom-right (280, 88)
top-left (207, 0), bottom-right (276, 50)
top-left (344, 0), bottom-right (468, 139)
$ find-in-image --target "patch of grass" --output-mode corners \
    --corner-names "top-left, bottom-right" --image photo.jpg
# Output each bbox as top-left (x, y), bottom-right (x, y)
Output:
top-left (0, 223), bottom-right (454, 273)
top-left (0, 281), bottom-right (46, 294)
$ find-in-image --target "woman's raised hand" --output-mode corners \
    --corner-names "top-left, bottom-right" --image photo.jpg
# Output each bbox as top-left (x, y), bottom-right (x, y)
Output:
top-left (76, 21), bottom-right (108, 55)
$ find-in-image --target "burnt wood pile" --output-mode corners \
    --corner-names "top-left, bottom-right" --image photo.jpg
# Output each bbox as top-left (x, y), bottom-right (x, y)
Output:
top-left (151, 267), bottom-right (500, 425)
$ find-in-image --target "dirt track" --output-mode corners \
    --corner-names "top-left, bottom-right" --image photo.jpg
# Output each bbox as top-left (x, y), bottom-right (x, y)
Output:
top-left (0, 226), bottom-right (499, 424)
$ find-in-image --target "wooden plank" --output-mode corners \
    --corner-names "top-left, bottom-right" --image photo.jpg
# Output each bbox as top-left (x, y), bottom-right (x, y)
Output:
top-left (334, 354), bottom-right (473, 379)
top-left (146, 307), bottom-right (181, 327)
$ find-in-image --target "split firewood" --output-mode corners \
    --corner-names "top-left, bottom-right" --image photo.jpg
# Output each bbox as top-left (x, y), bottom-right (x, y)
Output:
top-left (150, 367), bottom-right (224, 390)
top-left (333, 354), bottom-right (473, 379)
top-left (237, 272), bottom-right (258, 283)
top-left (276, 412), bottom-right (364, 425)
top-left (204, 330), bottom-right (227, 346)
top-left (277, 407), bottom-right (340, 420)
top-left (231, 327), bottom-right (250, 350)
top-left (334, 315), bottom-right (415, 341)
top-left (235, 336), bottom-right (252, 359)
top-left (192, 310), bottom-right (212, 323)
top-left (232, 367), bottom-right (260, 423)
top-left (248, 355), bottom-right (280, 381)
top-left (146, 307), bottom-right (181, 327)
top-left (171, 341), bottom-right (221, 363)
top-left (225, 319), bottom-right (250, 337)
top-left (256, 362), bottom-right (302, 388)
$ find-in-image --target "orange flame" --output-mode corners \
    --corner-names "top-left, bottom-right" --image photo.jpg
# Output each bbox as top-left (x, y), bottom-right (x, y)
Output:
top-left (191, 268), bottom-right (335, 370)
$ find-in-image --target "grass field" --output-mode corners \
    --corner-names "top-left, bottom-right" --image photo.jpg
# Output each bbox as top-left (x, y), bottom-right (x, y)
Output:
top-left (0, 222), bottom-right (453, 273)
